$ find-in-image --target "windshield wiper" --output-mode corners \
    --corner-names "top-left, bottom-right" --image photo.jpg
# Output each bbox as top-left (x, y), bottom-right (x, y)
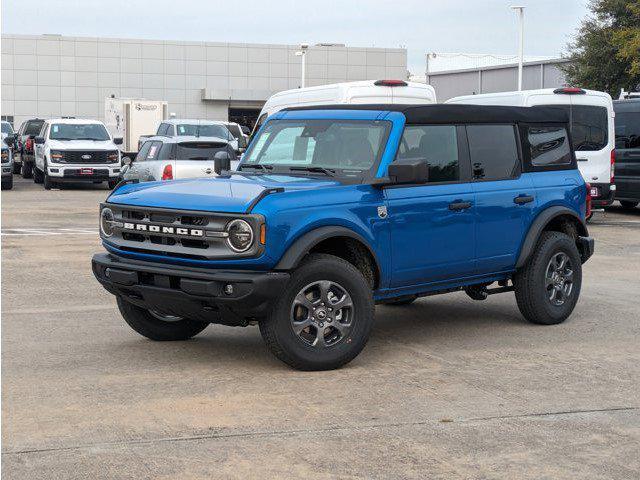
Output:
top-left (239, 164), bottom-right (274, 171)
top-left (288, 166), bottom-right (336, 177)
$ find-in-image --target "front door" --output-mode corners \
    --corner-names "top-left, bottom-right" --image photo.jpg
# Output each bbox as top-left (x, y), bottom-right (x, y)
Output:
top-left (385, 124), bottom-right (475, 288)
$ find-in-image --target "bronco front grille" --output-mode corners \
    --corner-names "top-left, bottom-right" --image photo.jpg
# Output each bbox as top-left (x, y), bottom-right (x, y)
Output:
top-left (102, 205), bottom-right (263, 261)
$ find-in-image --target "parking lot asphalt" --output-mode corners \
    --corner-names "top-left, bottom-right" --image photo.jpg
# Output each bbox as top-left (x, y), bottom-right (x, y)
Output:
top-left (2, 176), bottom-right (639, 479)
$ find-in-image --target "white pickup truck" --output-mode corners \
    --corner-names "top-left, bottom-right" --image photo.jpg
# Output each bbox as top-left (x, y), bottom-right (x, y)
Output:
top-left (33, 118), bottom-right (123, 190)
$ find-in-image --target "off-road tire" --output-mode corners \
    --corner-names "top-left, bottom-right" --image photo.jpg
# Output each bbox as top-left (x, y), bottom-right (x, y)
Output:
top-left (620, 200), bottom-right (638, 210)
top-left (259, 253), bottom-right (375, 371)
top-left (21, 161), bottom-right (33, 179)
top-left (514, 231), bottom-right (582, 325)
top-left (116, 297), bottom-right (209, 341)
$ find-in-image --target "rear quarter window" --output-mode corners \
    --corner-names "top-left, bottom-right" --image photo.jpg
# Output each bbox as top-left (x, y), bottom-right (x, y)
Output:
top-left (521, 124), bottom-right (573, 169)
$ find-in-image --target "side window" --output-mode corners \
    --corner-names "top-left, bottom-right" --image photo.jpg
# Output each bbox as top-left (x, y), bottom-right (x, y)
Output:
top-left (467, 125), bottom-right (519, 181)
top-left (146, 141), bottom-right (162, 160)
top-left (522, 124), bottom-right (572, 167)
top-left (159, 142), bottom-right (173, 159)
top-left (397, 125), bottom-right (459, 182)
top-left (615, 111), bottom-right (640, 149)
top-left (136, 141), bottom-right (153, 161)
top-left (156, 123), bottom-right (166, 135)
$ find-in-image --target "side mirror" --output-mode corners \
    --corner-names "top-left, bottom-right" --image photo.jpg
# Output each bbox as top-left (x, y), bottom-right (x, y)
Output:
top-left (214, 151), bottom-right (231, 174)
top-left (3, 136), bottom-right (14, 147)
top-left (386, 158), bottom-right (429, 185)
top-left (34, 136), bottom-right (45, 144)
top-left (240, 126), bottom-right (250, 135)
top-left (122, 156), bottom-right (132, 166)
top-left (113, 137), bottom-right (123, 145)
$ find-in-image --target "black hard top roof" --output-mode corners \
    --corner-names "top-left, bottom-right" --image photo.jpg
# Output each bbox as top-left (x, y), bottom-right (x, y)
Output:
top-left (284, 103), bottom-right (569, 124)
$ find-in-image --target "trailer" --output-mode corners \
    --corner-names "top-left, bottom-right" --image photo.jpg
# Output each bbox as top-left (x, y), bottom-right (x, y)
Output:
top-left (104, 98), bottom-right (168, 157)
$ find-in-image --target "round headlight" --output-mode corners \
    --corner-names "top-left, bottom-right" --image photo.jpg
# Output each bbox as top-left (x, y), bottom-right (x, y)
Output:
top-left (100, 208), bottom-right (115, 237)
top-left (226, 219), bottom-right (253, 252)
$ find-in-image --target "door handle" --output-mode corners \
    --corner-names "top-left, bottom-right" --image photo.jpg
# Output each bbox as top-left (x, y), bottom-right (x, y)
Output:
top-left (514, 195), bottom-right (534, 205)
top-left (449, 200), bottom-right (472, 211)
top-left (577, 157), bottom-right (588, 162)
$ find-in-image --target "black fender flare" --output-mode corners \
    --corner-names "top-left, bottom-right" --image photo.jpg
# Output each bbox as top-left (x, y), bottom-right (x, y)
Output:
top-left (516, 206), bottom-right (588, 269)
top-left (275, 226), bottom-right (381, 275)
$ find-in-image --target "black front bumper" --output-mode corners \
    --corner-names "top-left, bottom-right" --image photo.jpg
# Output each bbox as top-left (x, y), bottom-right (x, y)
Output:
top-left (92, 253), bottom-right (289, 326)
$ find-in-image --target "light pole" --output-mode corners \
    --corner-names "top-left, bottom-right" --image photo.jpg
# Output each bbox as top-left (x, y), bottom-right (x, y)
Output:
top-left (511, 6), bottom-right (525, 91)
top-left (294, 43), bottom-right (309, 88)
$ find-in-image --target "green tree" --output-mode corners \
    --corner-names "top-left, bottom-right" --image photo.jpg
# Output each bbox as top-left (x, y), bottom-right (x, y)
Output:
top-left (562, 0), bottom-right (640, 96)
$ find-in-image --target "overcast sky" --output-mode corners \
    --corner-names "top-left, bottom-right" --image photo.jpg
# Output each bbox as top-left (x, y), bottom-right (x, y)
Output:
top-left (2, 0), bottom-right (589, 73)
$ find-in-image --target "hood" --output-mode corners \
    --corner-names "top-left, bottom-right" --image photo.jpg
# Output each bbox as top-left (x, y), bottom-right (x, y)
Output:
top-left (108, 174), bottom-right (342, 213)
top-left (48, 139), bottom-right (118, 150)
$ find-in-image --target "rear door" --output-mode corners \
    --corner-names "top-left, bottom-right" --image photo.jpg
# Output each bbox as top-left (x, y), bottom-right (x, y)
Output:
top-left (386, 124), bottom-right (476, 287)
top-left (614, 102), bottom-right (640, 201)
top-left (469, 124), bottom-right (536, 274)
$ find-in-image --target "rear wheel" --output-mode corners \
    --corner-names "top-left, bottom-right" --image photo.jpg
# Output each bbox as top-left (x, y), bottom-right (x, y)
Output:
top-left (117, 297), bottom-right (209, 341)
top-left (514, 232), bottom-right (582, 325)
top-left (260, 254), bottom-right (375, 371)
top-left (620, 200), bottom-right (638, 210)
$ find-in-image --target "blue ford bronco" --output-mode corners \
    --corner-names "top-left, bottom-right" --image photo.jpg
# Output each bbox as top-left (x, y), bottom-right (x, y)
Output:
top-left (92, 104), bottom-right (594, 370)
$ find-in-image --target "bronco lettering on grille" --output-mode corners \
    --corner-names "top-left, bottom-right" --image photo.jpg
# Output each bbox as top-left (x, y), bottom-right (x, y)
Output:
top-left (122, 222), bottom-right (204, 237)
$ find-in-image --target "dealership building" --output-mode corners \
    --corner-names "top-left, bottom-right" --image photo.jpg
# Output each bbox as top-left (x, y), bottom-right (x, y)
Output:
top-left (0, 34), bottom-right (408, 128)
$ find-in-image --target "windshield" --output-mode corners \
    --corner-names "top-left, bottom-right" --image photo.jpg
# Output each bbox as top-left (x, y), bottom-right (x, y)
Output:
top-left (175, 142), bottom-right (233, 160)
top-left (615, 111), bottom-right (640, 149)
top-left (1, 122), bottom-right (13, 135)
top-left (176, 124), bottom-right (231, 139)
top-left (242, 119), bottom-right (391, 176)
top-left (25, 121), bottom-right (44, 136)
top-left (50, 123), bottom-right (110, 141)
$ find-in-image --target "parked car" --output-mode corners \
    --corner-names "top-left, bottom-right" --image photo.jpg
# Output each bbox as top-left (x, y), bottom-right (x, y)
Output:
top-left (253, 79), bottom-right (438, 136)
top-left (122, 136), bottom-right (239, 183)
top-left (140, 119), bottom-right (241, 153)
top-left (447, 88), bottom-right (616, 213)
top-left (92, 104), bottom-right (593, 371)
top-left (14, 118), bottom-right (45, 178)
top-left (32, 118), bottom-right (123, 190)
top-left (613, 98), bottom-right (640, 209)
top-left (1, 135), bottom-right (14, 190)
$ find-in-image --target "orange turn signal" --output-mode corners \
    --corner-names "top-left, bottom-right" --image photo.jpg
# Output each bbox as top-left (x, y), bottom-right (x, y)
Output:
top-left (259, 224), bottom-right (266, 245)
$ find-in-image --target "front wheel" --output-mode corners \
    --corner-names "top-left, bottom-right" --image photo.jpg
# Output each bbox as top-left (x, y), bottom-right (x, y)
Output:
top-left (514, 232), bottom-right (582, 325)
top-left (43, 170), bottom-right (55, 190)
top-left (21, 161), bottom-right (33, 179)
top-left (260, 254), bottom-right (375, 371)
top-left (1, 176), bottom-right (13, 190)
top-left (117, 297), bottom-right (209, 341)
top-left (33, 166), bottom-right (43, 184)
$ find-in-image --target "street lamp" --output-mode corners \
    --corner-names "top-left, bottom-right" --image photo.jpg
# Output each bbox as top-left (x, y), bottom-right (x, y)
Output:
top-left (294, 43), bottom-right (309, 88)
top-left (510, 6), bottom-right (525, 91)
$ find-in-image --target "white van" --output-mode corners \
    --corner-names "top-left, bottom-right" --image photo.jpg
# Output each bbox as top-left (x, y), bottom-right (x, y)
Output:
top-left (254, 80), bottom-right (437, 135)
top-left (446, 88), bottom-right (616, 208)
